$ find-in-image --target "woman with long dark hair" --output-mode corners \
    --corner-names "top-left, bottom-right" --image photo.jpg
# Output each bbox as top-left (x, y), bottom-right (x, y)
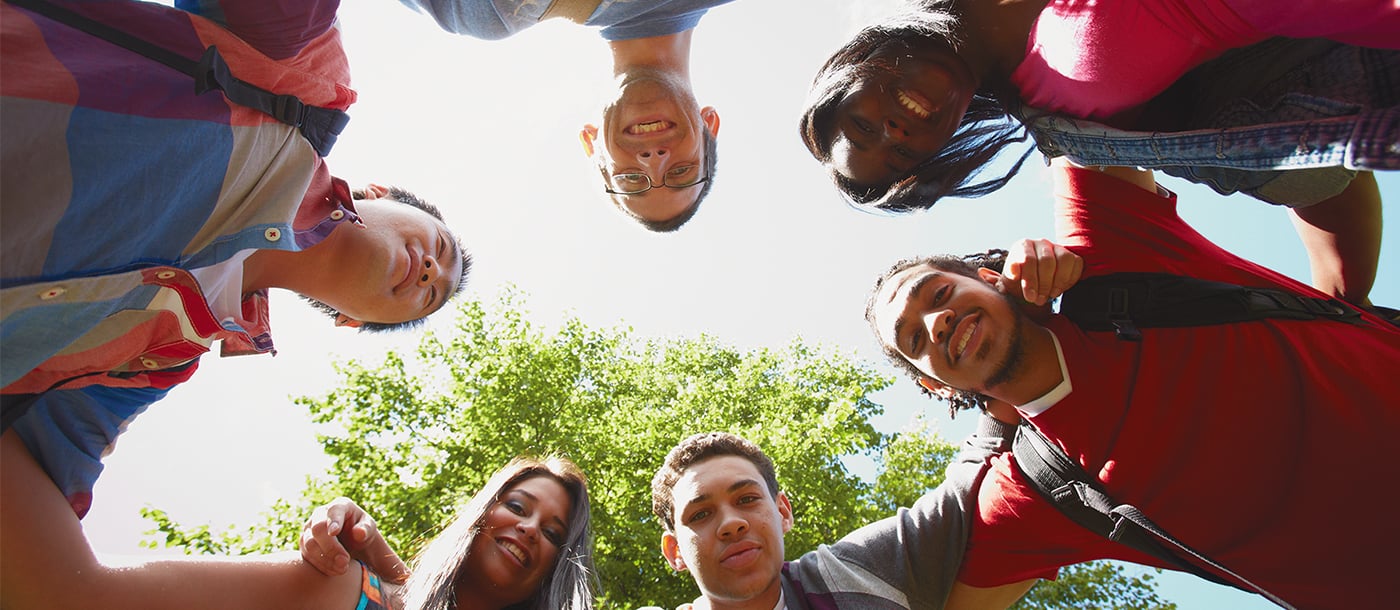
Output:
top-left (800, 0), bottom-right (1398, 303)
top-left (304, 456), bottom-right (596, 610)
top-left (0, 433), bottom-right (595, 610)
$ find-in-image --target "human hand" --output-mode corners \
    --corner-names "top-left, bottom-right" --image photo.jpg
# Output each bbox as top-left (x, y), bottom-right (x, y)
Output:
top-left (1000, 238), bottom-right (1083, 306)
top-left (300, 497), bottom-right (410, 584)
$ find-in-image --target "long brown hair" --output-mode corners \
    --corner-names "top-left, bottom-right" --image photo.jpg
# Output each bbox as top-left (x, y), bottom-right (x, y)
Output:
top-left (398, 456), bottom-right (595, 610)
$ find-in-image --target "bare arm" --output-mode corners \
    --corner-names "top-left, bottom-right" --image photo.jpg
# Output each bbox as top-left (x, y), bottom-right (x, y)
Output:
top-left (945, 579), bottom-right (1038, 610)
top-left (0, 430), bottom-right (362, 610)
top-left (1288, 171), bottom-right (1381, 306)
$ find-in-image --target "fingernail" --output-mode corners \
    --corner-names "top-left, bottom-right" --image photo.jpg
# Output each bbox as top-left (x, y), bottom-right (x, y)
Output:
top-left (329, 520), bottom-right (340, 535)
top-left (336, 555), bottom-right (349, 570)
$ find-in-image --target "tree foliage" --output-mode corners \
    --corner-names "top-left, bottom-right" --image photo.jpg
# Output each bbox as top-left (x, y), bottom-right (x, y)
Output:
top-left (146, 290), bottom-right (1169, 609)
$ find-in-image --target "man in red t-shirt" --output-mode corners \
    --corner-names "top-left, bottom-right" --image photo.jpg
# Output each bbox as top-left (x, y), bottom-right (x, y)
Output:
top-left (866, 160), bottom-right (1400, 609)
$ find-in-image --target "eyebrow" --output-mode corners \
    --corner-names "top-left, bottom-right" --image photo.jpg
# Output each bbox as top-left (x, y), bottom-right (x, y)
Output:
top-left (889, 271), bottom-right (940, 353)
top-left (511, 488), bottom-right (569, 531)
top-left (682, 478), bottom-right (763, 512)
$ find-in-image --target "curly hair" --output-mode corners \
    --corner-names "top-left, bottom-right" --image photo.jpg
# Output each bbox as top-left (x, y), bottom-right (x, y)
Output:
top-left (865, 249), bottom-right (1008, 417)
top-left (798, 3), bottom-right (1033, 213)
top-left (651, 432), bottom-right (780, 532)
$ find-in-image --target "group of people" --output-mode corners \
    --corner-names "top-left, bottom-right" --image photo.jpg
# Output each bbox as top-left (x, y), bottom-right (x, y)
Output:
top-left (2, 0), bottom-right (1397, 609)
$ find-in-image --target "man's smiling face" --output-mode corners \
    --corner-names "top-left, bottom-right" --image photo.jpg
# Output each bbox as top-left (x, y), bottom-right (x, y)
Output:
top-left (662, 455), bottom-right (792, 610)
top-left (871, 263), bottom-right (1030, 396)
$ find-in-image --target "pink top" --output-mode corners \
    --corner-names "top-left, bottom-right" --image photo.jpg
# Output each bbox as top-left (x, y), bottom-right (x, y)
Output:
top-left (1010, 0), bottom-right (1400, 123)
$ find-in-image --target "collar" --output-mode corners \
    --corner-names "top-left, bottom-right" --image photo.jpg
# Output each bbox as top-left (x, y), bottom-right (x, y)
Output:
top-left (1016, 331), bottom-right (1071, 416)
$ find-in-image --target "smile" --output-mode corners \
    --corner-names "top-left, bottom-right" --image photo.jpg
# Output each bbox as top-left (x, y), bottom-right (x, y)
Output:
top-left (627, 120), bottom-right (674, 134)
top-left (953, 317), bottom-right (979, 362)
top-left (500, 538), bottom-right (528, 566)
top-left (896, 88), bottom-right (932, 119)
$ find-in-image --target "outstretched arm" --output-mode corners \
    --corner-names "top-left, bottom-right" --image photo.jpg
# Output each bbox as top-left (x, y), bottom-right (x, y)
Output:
top-left (1288, 171), bottom-right (1381, 306)
top-left (0, 430), bottom-right (362, 610)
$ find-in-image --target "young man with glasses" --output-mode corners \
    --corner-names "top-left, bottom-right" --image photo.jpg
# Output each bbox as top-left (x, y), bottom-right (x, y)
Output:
top-left (398, 0), bottom-right (730, 232)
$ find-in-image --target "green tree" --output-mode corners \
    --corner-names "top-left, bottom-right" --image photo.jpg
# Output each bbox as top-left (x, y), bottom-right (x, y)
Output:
top-left (146, 290), bottom-right (1168, 609)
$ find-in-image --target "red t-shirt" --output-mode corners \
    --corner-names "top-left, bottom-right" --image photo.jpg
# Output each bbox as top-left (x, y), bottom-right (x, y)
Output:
top-left (1011, 0), bottom-right (1400, 122)
top-left (959, 167), bottom-right (1400, 610)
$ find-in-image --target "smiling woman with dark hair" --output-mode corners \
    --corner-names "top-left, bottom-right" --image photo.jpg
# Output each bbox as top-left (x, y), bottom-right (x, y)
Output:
top-left (801, 0), bottom-right (1399, 304)
top-left (0, 440), bottom-right (597, 610)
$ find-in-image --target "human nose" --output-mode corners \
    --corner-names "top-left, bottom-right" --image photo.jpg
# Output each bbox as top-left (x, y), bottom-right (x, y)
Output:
top-left (515, 517), bottom-right (540, 542)
top-left (716, 508), bottom-right (749, 540)
top-left (416, 253), bottom-right (441, 287)
top-left (882, 117), bottom-right (909, 143)
top-left (923, 308), bottom-right (953, 346)
top-left (636, 145), bottom-right (669, 164)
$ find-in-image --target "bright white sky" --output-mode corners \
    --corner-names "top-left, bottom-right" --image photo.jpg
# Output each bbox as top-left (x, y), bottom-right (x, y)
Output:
top-left (81, 1), bottom-right (1398, 608)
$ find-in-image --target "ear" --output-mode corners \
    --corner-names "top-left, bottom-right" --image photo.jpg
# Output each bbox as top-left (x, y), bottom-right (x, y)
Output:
top-left (917, 377), bottom-right (956, 400)
top-left (976, 266), bottom-right (1002, 286)
top-left (361, 184), bottom-right (390, 200)
top-left (579, 125), bottom-right (598, 158)
top-left (775, 491), bottom-right (794, 534)
top-left (700, 106), bottom-right (720, 138)
top-left (661, 532), bottom-right (686, 572)
top-left (334, 314), bottom-right (363, 329)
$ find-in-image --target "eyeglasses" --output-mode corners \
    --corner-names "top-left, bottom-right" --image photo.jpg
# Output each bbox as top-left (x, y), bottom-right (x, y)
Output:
top-left (604, 164), bottom-right (708, 195)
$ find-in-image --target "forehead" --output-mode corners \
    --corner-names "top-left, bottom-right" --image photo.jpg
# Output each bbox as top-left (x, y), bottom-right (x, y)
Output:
top-left (507, 476), bottom-right (572, 522)
top-left (874, 264), bottom-right (940, 339)
top-left (673, 456), bottom-right (768, 509)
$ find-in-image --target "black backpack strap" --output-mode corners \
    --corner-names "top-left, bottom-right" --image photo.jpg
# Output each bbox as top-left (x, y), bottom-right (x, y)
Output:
top-left (1012, 424), bottom-right (1296, 609)
top-left (1059, 272), bottom-right (1363, 341)
top-left (6, 0), bottom-right (349, 157)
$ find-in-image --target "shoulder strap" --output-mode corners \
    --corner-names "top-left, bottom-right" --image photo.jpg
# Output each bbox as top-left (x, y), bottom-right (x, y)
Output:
top-left (1011, 424), bottom-right (1295, 608)
top-left (7, 0), bottom-right (349, 157)
top-left (1059, 272), bottom-right (1363, 341)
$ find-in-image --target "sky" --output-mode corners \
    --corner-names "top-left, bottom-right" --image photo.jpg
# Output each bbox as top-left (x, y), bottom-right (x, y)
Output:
top-left (78, 1), bottom-right (1399, 608)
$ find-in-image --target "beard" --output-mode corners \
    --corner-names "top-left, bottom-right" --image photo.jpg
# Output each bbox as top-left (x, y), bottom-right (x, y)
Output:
top-left (979, 291), bottom-right (1029, 391)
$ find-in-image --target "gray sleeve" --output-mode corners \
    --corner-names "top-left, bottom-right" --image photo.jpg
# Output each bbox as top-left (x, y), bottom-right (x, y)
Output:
top-left (785, 416), bottom-right (1017, 609)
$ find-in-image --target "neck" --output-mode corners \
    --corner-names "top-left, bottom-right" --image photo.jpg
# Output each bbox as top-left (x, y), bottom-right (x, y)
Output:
top-left (702, 581), bottom-right (782, 610)
top-left (241, 223), bottom-right (347, 299)
top-left (991, 324), bottom-right (1063, 406)
top-left (609, 29), bottom-right (694, 80)
top-left (956, 0), bottom-right (1051, 92)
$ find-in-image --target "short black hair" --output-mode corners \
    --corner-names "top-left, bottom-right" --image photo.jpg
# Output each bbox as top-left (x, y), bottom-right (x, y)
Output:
top-left (304, 186), bottom-right (472, 332)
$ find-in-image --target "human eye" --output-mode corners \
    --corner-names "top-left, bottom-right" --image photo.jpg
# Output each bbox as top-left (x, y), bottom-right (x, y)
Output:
top-left (685, 509), bottom-right (710, 524)
top-left (933, 284), bottom-right (949, 305)
top-left (737, 494), bottom-right (762, 506)
top-left (504, 500), bottom-right (526, 515)
top-left (544, 528), bottom-right (565, 547)
top-left (851, 116), bottom-right (876, 134)
top-left (667, 164), bottom-right (698, 179)
top-left (613, 173), bottom-right (649, 189)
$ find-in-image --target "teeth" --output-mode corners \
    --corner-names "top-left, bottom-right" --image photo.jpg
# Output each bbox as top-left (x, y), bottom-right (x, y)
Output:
top-left (955, 321), bottom-right (975, 359)
top-left (501, 540), bottom-right (526, 565)
top-left (628, 120), bottom-right (670, 134)
top-left (896, 90), bottom-right (931, 119)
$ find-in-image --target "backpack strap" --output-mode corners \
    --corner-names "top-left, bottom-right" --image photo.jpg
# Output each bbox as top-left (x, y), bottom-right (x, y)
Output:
top-left (1012, 424), bottom-right (1296, 609)
top-left (7, 0), bottom-right (350, 157)
top-left (1059, 272), bottom-right (1363, 341)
